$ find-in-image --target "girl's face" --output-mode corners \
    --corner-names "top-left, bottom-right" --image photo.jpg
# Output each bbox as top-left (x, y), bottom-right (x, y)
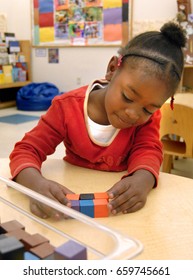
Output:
top-left (105, 62), bottom-right (170, 129)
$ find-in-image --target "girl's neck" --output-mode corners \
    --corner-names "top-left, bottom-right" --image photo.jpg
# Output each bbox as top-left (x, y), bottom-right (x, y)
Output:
top-left (88, 87), bottom-right (110, 125)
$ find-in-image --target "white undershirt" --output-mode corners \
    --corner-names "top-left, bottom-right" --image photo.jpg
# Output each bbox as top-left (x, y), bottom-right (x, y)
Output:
top-left (87, 83), bottom-right (117, 144)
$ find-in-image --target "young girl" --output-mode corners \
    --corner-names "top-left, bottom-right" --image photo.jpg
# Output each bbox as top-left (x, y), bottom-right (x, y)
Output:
top-left (9, 21), bottom-right (186, 219)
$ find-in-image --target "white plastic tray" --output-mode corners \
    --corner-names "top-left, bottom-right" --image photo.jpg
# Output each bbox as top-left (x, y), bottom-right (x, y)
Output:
top-left (0, 175), bottom-right (143, 260)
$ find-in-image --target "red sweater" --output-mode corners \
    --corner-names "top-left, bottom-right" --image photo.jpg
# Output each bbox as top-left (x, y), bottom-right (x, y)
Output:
top-left (9, 81), bottom-right (163, 183)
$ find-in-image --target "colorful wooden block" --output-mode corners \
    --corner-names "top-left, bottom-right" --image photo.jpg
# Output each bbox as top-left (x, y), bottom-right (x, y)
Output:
top-left (94, 192), bottom-right (109, 200)
top-left (66, 192), bottom-right (110, 218)
top-left (0, 236), bottom-right (24, 260)
top-left (0, 220), bottom-right (25, 234)
top-left (24, 251), bottom-right (40, 260)
top-left (5, 229), bottom-right (28, 241)
top-left (54, 240), bottom-right (87, 260)
top-left (29, 242), bottom-right (55, 259)
top-left (1, 219), bottom-right (90, 260)
top-left (71, 200), bottom-right (80, 212)
top-left (79, 200), bottom-right (94, 217)
top-left (22, 233), bottom-right (49, 250)
top-left (93, 199), bottom-right (109, 218)
top-left (66, 193), bottom-right (80, 200)
top-left (80, 193), bottom-right (94, 200)
top-left (5, 229), bottom-right (48, 250)
top-left (31, 233), bottom-right (49, 246)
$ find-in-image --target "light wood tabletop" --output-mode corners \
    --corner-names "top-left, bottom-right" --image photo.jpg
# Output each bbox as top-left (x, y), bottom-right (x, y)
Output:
top-left (0, 158), bottom-right (193, 260)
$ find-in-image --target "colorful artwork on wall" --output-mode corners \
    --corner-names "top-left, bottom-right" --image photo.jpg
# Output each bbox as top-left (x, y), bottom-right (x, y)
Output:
top-left (176, 0), bottom-right (193, 65)
top-left (31, 0), bottom-right (132, 46)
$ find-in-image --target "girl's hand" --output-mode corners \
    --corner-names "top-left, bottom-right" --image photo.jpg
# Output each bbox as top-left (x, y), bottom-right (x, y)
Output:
top-left (15, 168), bottom-right (73, 219)
top-left (29, 178), bottom-right (73, 220)
top-left (107, 170), bottom-right (155, 214)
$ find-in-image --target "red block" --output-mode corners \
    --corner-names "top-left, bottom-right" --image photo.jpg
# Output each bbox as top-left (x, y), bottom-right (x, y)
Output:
top-left (66, 193), bottom-right (80, 200)
top-left (93, 199), bottom-right (109, 218)
top-left (94, 192), bottom-right (109, 200)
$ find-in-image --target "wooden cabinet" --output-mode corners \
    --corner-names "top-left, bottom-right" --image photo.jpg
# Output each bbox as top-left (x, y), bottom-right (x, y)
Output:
top-left (180, 65), bottom-right (193, 92)
top-left (0, 40), bottom-right (32, 109)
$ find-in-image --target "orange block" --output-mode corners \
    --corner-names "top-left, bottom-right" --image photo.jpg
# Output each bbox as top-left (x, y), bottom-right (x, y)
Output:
top-left (93, 199), bottom-right (109, 218)
top-left (94, 192), bottom-right (109, 200)
top-left (66, 194), bottom-right (80, 200)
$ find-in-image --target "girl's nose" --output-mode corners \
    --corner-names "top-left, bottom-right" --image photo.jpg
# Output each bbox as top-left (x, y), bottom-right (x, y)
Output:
top-left (125, 108), bottom-right (140, 122)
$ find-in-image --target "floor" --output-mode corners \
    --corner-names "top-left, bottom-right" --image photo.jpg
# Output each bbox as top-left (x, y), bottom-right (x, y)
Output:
top-left (0, 106), bottom-right (64, 160)
top-left (0, 106), bottom-right (193, 179)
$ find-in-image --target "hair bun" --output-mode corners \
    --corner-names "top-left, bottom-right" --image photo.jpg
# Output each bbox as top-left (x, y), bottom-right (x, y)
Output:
top-left (160, 21), bottom-right (187, 48)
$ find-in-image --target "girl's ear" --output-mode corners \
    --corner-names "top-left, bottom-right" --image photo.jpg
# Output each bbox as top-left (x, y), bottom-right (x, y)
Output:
top-left (105, 56), bottom-right (119, 81)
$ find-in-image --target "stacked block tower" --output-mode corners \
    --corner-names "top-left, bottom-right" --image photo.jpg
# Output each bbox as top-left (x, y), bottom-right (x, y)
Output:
top-left (66, 192), bottom-right (109, 218)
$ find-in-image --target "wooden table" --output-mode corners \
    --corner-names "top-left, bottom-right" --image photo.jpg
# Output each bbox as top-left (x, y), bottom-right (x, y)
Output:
top-left (0, 158), bottom-right (193, 260)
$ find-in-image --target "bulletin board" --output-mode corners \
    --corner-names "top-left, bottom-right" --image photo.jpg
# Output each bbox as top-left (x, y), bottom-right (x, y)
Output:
top-left (176, 0), bottom-right (193, 65)
top-left (31, 0), bottom-right (133, 47)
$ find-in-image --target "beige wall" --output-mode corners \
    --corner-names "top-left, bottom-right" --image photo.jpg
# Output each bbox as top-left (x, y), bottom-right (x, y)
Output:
top-left (0, 0), bottom-right (190, 92)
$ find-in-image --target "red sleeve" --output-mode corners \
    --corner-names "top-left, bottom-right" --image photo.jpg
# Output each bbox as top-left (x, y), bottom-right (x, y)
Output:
top-left (9, 97), bottom-right (66, 178)
top-left (125, 110), bottom-right (163, 186)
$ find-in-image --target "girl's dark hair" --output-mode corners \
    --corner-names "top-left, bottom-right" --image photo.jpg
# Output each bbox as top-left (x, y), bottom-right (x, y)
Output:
top-left (118, 21), bottom-right (187, 94)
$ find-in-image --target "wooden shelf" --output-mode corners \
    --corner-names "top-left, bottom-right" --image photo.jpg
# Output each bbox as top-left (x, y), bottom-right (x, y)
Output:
top-left (0, 40), bottom-right (32, 108)
top-left (0, 80), bottom-right (31, 89)
top-left (0, 100), bottom-right (16, 109)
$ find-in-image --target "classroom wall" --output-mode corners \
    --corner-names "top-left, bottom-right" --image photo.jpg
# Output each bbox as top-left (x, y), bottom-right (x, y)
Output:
top-left (0, 0), bottom-right (191, 92)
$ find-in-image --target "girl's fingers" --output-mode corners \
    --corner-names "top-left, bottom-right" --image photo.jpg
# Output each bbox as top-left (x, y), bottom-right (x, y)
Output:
top-left (107, 177), bottom-right (132, 199)
top-left (30, 199), bottom-right (48, 219)
top-left (122, 201), bottom-right (145, 214)
top-left (109, 195), bottom-right (137, 214)
top-left (30, 198), bottom-right (69, 220)
top-left (49, 183), bottom-right (73, 206)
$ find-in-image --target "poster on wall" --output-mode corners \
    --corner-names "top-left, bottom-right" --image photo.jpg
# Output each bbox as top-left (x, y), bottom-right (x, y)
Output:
top-left (31, 0), bottom-right (132, 46)
top-left (176, 0), bottom-right (193, 65)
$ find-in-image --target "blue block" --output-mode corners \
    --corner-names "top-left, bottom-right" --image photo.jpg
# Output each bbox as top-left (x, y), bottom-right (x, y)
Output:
top-left (54, 240), bottom-right (87, 260)
top-left (24, 251), bottom-right (40, 260)
top-left (79, 200), bottom-right (94, 218)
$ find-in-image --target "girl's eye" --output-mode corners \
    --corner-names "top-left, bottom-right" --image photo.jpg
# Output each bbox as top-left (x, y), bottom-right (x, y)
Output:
top-left (122, 93), bottom-right (133, 103)
top-left (143, 108), bottom-right (153, 115)
top-left (122, 92), bottom-right (154, 115)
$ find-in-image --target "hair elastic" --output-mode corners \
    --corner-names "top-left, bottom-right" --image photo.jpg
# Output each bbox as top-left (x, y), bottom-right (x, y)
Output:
top-left (117, 55), bottom-right (123, 67)
top-left (170, 96), bottom-right (174, 110)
